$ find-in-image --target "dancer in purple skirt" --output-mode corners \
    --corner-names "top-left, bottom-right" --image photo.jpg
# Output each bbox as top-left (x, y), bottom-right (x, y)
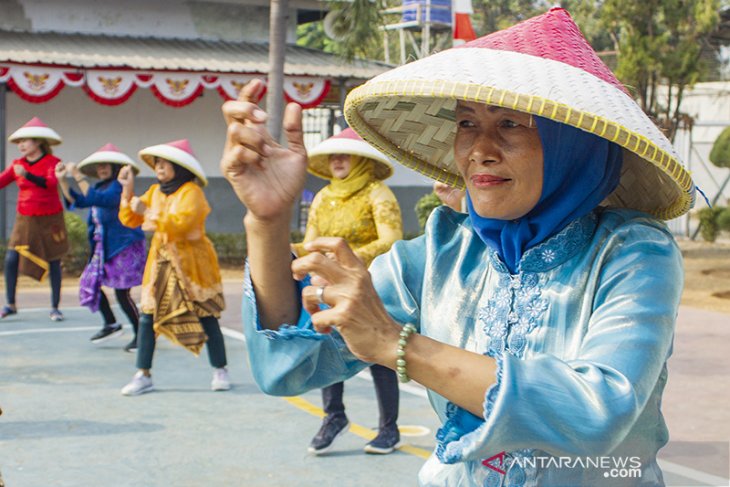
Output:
top-left (56, 144), bottom-right (146, 352)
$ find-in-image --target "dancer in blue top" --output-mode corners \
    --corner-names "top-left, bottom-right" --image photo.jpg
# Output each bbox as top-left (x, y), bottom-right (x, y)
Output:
top-left (221, 9), bottom-right (694, 486)
top-left (57, 144), bottom-right (145, 352)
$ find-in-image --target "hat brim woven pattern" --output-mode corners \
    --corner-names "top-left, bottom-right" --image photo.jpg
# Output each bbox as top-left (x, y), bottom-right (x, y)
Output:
top-left (345, 48), bottom-right (694, 220)
top-left (308, 137), bottom-right (393, 181)
top-left (139, 145), bottom-right (208, 187)
top-left (78, 151), bottom-right (141, 178)
top-left (8, 127), bottom-right (62, 145)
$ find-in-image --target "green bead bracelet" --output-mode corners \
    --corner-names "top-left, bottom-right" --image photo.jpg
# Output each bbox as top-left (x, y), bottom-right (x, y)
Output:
top-left (396, 324), bottom-right (417, 383)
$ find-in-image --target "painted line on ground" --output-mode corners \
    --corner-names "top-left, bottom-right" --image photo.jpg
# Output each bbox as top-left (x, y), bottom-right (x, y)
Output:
top-left (13, 320), bottom-right (721, 484)
top-left (221, 327), bottom-right (433, 459)
top-left (0, 326), bottom-right (98, 336)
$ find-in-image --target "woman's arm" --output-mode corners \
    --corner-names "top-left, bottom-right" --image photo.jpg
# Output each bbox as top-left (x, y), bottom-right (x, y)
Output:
top-left (69, 163), bottom-right (90, 196)
top-left (220, 80), bottom-right (309, 330)
top-left (153, 184), bottom-right (206, 235)
top-left (54, 163), bottom-right (74, 203)
top-left (0, 164), bottom-right (16, 189)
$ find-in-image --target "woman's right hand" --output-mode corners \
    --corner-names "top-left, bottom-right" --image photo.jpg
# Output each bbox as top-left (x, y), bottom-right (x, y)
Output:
top-left (117, 165), bottom-right (134, 199)
top-left (130, 196), bottom-right (146, 215)
top-left (54, 162), bottom-right (67, 179)
top-left (220, 79), bottom-right (308, 223)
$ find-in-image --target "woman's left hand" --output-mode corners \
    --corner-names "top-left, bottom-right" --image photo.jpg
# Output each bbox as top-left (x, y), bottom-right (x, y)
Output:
top-left (13, 165), bottom-right (26, 177)
top-left (291, 237), bottom-right (401, 366)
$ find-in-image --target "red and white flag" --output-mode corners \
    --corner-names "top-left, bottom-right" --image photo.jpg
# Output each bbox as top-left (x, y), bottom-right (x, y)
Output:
top-left (452, 0), bottom-right (476, 46)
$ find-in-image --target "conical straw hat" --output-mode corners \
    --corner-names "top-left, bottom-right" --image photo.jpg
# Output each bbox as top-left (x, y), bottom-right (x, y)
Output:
top-left (308, 128), bottom-right (393, 180)
top-left (77, 143), bottom-right (141, 177)
top-left (8, 117), bottom-right (62, 145)
top-left (345, 8), bottom-right (695, 220)
top-left (138, 139), bottom-right (207, 187)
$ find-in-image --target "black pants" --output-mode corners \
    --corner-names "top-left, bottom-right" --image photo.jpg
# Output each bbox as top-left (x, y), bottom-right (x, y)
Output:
top-left (322, 364), bottom-right (399, 431)
top-left (98, 288), bottom-right (140, 336)
top-left (4, 250), bottom-right (62, 308)
top-left (135, 313), bottom-right (227, 370)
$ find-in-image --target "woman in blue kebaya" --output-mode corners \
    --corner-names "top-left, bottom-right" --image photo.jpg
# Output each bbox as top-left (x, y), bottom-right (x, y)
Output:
top-left (56, 144), bottom-right (145, 352)
top-left (221, 9), bottom-right (693, 487)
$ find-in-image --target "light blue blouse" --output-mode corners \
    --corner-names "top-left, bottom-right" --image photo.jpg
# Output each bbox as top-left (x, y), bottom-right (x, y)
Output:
top-left (242, 206), bottom-right (683, 487)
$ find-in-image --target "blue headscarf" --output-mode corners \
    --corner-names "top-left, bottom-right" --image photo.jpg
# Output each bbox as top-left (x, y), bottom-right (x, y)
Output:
top-left (466, 116), bottom-right (623, 273)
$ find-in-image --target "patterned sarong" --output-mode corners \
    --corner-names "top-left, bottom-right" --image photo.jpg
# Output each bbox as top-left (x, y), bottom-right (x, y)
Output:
top-left (8, 212), bottom-right (68, 281)
top-left (151, 246), bottom-right (224, 356)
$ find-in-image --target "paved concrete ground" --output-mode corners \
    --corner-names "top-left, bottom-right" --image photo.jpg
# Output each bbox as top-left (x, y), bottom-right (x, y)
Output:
top-left (1, 282), bottom-right (728, 486)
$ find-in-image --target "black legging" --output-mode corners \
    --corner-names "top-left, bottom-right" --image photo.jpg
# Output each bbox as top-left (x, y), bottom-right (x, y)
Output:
top-left (4, 250), bottom-right (62, 308)
top-left (321, 364), bottom-right (400, 431)
top-left (98, 288), bottom-right (140, 334)
top-left (135, 313), bottom-right (227, 370)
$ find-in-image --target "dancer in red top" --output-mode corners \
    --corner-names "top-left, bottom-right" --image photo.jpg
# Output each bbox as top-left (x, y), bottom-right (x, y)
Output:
top-left (0, 117), bottom-right (68, 321)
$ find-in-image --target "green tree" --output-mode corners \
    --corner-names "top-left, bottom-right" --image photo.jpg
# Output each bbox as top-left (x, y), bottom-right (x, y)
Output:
top-left (297, 0), bottom-right (386, 61)
top-left (600, 0), bottom-right (720, 140)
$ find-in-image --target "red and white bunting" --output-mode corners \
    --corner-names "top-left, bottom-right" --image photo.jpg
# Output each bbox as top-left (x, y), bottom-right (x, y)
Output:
top-left (283, 77), bottom-right (331, 109)
top-left (149, 73), bottom-right (204, 107)
top-left (0, 63), bottom-right (331, 108)
top-left (5, 64), bottom-right (65, 103)
top-left (83, 70), bottom-right (138, 105)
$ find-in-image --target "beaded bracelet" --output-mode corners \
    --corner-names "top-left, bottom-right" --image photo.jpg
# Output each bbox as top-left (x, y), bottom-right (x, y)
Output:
top-left (396, 324), bottom-right (417, 383)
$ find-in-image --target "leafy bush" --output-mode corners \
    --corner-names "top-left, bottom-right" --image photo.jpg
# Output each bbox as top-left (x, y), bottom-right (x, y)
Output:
top-left (415, 192), bottom-right (443, 232)
top-left (63, 212), bottom-right (90, 275)
top-left (207, 231), bottom-right (306, 266)
top-left (717, 207), bottom-right (730, 232)
top-left (710, 128), bottom-right (730, 168)
top-left (207, 232), bottom-right (246, 266)
top-left (698, 207), bottom-right (725, 242)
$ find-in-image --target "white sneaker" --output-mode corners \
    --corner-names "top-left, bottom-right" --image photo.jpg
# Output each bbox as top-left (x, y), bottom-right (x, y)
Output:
top-left (121, 371), bottom-right (154, 396)
top-left (211, 368), bottom-right (231, 391)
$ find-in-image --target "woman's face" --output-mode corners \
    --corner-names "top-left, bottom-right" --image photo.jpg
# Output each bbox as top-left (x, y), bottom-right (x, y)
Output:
top-left (328, 154), bottom-right (352, 180)
top-left (95, 163), bottom-right (113, 180)
top-left (454, 101), bottom-right (544, 220)
top-left (17, 138), bottom-right (42, 159)
top-left (154, 157), bottom-right (175, 183)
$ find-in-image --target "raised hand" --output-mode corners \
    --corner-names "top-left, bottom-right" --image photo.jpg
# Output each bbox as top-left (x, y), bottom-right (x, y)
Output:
top-left (129, 196), bottom-right (146, 215)
top-left (117, 165), bottom-right (134, 199)
top-left (220, 79), bottom-right (308, 223)
top-left (66, 163), bottom-right (81, 180)
top-left (291, 237), bottom-right (401, 365)
top-left (433, 181), bottom-right (465, 212)
top-left (54, 162), bottom-right (67, 179)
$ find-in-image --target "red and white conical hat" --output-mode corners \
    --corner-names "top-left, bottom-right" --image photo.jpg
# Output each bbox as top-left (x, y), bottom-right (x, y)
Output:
top-left (138, 139), bottom-right (207, 187)
top-left (8, 117), bottom-right (62, 145)
top-left (77, 143), bottom-right (141, 177)
top-left (345, 8), bottom-right (695, 220)
top-left (308, 128), bottom-right (393, 181)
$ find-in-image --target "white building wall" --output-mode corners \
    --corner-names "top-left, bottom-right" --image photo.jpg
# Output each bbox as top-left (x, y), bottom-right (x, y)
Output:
top-left (5, 86), bottom-right (227, 176)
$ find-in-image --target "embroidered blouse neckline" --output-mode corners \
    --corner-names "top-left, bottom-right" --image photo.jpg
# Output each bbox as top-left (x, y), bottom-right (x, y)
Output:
top-left (487, 210), bottom-right (599, 274)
